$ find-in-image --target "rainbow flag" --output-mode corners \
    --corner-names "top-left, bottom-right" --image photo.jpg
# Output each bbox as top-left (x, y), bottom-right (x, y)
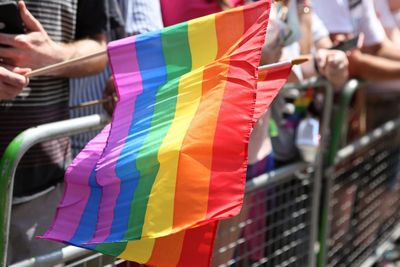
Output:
top-left (40, 1), bottom-right (293, 266)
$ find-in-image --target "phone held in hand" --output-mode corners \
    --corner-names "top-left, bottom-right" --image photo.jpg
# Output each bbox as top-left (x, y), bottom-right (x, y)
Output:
top-left (0, 2), bottom-right (25, 34)
top-left (330, 34), bottom-right (364, 52)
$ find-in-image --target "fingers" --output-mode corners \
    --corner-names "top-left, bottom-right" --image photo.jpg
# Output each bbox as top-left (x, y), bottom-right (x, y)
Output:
top-left (0, 65), bottom-right (29, 100)
top-left (0, 33), bottom-right (18, 47)
top-left (0, 47), bottom-right (19, 64)
top-left (0, 83), bottom-right (24, 99)
top-left (326, 51), bottom-right (348, 70)
top-left (13, 67), bottom-right (31, 75)
top-left (315, 49), bottom-right (328, 71)
top-left (0, 65), bottom-right (29, 86)
top-left (0, 33), bottom-right (32, 49)
top-left (18, 1), bottom-right (45, 33)
top-left (102, 76), bottom-right (118, 116)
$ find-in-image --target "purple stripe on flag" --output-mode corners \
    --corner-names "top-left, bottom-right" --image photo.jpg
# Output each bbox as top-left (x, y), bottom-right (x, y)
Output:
top-left (42, 125), bottom-right (111, 242)
top-left (89, 36), bottom-right (144, 243)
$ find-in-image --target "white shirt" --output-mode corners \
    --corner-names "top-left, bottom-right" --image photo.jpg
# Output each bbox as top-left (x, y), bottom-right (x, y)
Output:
top-left (313, 0), bottom-right (385, 46)
top-left (312, 13), bottom-right (330, 42)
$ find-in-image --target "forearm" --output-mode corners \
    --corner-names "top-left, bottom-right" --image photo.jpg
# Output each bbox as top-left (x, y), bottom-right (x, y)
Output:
top-left (385, 28), bottom-right (400, 46)
top-left (364, 38), bottom-right (400, 61)
top-left (54, 33), bottom-right (107, 77)
top-left (349, 51), bottom-right (400, 80)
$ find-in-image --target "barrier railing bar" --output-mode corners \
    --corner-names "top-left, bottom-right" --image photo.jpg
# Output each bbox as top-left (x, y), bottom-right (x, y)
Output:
top-left (245, 162), bottom-right (309, 193)
top-left (10, 246), bottom-right (91, 267)
top-left (335, 118), bottom-right (400, 163)
top-left (0, 114), bottom-right (109, 267)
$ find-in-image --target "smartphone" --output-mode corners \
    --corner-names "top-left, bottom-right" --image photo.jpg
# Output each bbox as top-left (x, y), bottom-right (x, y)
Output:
top-left (330, 34), bottom-right (364, 52)
top-left (0, 2), bottom-right (25, 34)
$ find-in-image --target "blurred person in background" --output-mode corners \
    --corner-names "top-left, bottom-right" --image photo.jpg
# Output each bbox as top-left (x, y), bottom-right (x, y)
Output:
top-left (101, 0), bottom-right (164, 117)
top-left (160, 0), bottom-right (249, 27)
top-left (267, 0), bottom-right (349, 167)
top-left (0, 0), bottom-right (110, 263)
top-left (313, 0), bottom-right (400, 130)
top-left (313, 0), bottom-right (400, 82)
top-left (71, 0), bottom-right (163, 156)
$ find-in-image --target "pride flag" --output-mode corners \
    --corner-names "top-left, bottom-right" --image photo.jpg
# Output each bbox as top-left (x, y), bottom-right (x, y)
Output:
top-left (40, 1), bottom-right (292, 266)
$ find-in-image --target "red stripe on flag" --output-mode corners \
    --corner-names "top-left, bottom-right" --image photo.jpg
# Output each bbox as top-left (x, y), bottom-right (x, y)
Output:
top-left (176, 222), bottom-right (218, 267)
top-left (206, 1), bottom-right (271, 220)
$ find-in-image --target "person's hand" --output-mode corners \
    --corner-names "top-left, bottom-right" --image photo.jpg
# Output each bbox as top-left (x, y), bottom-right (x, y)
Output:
top-left (0, 65), bottom-right (30, 100)
top-left (316, 49), bottom-right (349, 90)
top-left (102, 76), bottom-right (118, 116)
top-left (0, 1), bottom-right (69, 72)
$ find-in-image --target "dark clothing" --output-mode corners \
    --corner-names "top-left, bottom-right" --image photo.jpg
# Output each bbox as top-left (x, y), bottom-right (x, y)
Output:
top-left (0, 0), bottom-right (108, 198)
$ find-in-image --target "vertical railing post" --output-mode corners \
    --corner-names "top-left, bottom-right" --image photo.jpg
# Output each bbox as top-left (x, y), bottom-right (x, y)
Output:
top-left (308, 79), bottom-right (333, 267)
top-left (317, 80), bottom-right (362, 267)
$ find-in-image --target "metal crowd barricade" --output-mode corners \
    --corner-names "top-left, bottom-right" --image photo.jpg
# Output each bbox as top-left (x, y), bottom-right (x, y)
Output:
top-left (0, 115), bottom-right (108, 267)
top-left (322, 118), bottom-right (400, 267)
top-left (4, 77), bottom-right (333, 267)
top-left (9, 163), bottom-right (312, 267)
top-left (211, 77), bottom-right (333, 267)
top-left (211, 162), bottom-right (313, 267)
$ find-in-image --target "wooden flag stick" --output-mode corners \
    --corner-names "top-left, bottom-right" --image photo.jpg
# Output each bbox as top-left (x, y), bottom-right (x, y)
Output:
top-left (26, 50), bottom-right (309, 78)
top-left (69, 98), bottom-right (108, 110)
top-left (69, 96), bottom-right (118, 110)
top-left (258, 55), bottom-right (310, 72)
top-left (291, 55), bottom-right (311, 65)
top-left (69, 56), bottom-right (310, 109)
top-left (53, 54), bottom-right (310, 110)
top-left (26, 50), bottom-right (107, 78)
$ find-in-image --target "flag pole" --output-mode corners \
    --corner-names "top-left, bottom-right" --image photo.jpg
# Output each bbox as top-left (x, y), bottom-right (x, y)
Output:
top-left (258, 55), bottom-right (310, 72)
top-left (26, 51), bottom-right (309, 78)
top-left (26, 50), bottom-right (107, 78)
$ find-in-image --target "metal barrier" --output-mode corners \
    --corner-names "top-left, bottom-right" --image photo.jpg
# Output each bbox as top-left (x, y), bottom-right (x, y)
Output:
top-left (0, 115), bottom-right (108, 267)
top-left (323, 119), bottom-right (400, 267)
top-left (3, 77), bottom-right (334, 267)
top-left (212, 162), bottom-right (313, 267)
top-left (9, 162), bottom-right (311, 267)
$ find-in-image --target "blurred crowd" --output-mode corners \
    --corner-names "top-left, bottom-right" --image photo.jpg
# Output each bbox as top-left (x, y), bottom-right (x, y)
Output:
top-left (0, 0), bottom-right (400, 265)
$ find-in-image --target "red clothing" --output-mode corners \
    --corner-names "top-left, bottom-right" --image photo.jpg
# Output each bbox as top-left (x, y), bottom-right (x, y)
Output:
top-left (160, 0), bottom-right (244, 27)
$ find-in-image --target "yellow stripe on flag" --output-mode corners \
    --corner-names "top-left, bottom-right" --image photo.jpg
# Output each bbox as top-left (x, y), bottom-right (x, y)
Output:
top-left (141, 15), bottom-right (219, 237)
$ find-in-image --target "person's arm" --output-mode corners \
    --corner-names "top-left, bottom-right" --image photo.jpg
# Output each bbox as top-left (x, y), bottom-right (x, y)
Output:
top-left (0, 1), bottom-right (107, 77)
top-left (364, 37), bottom-right (400, 60)
top-left (348, 48), bottom-right (400, 80)
top-left (297, 0), bottom-right (313, 55)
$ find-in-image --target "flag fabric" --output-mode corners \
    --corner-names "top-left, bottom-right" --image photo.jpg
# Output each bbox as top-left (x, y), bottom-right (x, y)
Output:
top-left (40, 1), bottom-right (294, 266)
top-left (255, 62), bottom-right (293, 120)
